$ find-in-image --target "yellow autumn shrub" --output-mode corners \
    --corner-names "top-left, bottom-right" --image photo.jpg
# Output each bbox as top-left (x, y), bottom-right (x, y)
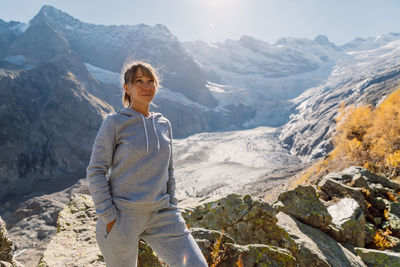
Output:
top-left (295, 87), bottom-right (400, 185)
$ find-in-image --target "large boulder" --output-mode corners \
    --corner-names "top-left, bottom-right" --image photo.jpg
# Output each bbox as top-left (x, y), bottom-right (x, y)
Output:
top-left (342, 166), bottom-right (400, 191)
top-left (182, 194), bottom-right (297, 253)
top-left (273, 185), bottom-right (332, 230)
top-left (318, 177), bottom-right (367, 212)
top-left (225, 244), bottom-right (296, 267)
top-left (326, 198), bottom-right (366, 247)
top-left (354, 247), bottom-right (400, 266)
top-left (276, 212), bottom-right (366, 267)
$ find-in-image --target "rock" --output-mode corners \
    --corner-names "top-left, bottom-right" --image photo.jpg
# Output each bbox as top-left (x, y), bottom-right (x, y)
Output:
top-left (318, 177), bottom-right (367, 212)
top-left (38, 194), bottom-right (164, 267)
top-left (0, 217), bottom-right (13, 264)
top-left (273, 185), bottom-right (332, 230)
top-left (370, 196), bottom-right (390, 211)
top-left (204, 243), bottom-right (297, 267)
top-left (6, 179), bottom-right (89, 267)
top-left (389, 202), bottom-right (400, 238)
top-left (365, 223), bottom-right (377, 246)
top-left (324, 172), bottom-right (348, 182)
top-left (0, 261), bottom-right (13, 267)
top-left (351, 173), bottom-right (371, 189)
top-left (239, 244), bottom-right (296, 267)
top-left (316, 188), bottom-right (330, 201)
top-left (387, 236), bottom-right (400, 253)
top-left (276, 212), bottom-right (367, 267)
top-left (0, 217), bottom-right (23, 267)
top-left (327, 198), bottom-right (366, 247)
top-left (182, 194), bottom-right (297, 253)
top-left (358, 168), bottom-right (400, 191)
top-left (354, 247), bottom-right (400, 266)
top-left (190, 228), bottom-right (234, 244)
top-left (368, 183), bottom-right (398, 200)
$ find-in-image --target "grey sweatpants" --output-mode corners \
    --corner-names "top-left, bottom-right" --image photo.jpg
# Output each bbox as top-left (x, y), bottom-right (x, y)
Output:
top-left (96, 205), bottom-right (208, 267)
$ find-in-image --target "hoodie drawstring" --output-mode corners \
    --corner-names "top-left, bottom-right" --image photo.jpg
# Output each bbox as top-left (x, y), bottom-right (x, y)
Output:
top-left (141, 115), bottom-right (149, 153)
top-left (140, 114), bottom-right (160, 153)
top-left (152, 116), bottom-right (161, 150)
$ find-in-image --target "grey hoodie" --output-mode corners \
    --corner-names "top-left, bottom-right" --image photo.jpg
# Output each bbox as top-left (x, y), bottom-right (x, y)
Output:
top-left (86, 107), bottom-right (178, 225)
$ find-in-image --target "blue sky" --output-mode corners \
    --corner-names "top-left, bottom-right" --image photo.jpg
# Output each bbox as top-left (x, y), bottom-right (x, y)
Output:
top-left (1, 0), bottom-right (400, 45)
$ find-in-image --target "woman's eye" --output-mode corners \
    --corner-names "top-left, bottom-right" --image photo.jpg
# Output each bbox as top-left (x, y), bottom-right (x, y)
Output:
top-left (135, 79), bottom-right (143, 83)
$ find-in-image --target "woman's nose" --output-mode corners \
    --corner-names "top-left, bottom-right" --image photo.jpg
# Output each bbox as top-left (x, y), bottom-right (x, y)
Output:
top-left (143, 83), bottom-right (153, 90)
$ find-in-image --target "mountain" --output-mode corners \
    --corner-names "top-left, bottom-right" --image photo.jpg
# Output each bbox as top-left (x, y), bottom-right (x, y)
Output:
top-left (279, 37), bottom-right (400, 160)
top-left (183, 34), bottom-right (349, 127)
top-left (0, 5), bottom-right (254, 202)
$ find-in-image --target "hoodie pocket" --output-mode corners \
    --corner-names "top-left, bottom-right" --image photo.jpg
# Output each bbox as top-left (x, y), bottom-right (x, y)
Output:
top-left (105, 211), bottom-right (121, 240)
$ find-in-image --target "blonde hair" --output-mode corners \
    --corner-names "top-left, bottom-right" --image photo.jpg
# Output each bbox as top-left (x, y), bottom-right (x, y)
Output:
top-left (121, 61), bottom-right (160, 107)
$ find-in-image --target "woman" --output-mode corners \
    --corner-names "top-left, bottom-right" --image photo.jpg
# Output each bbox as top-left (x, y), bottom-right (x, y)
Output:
top-left (86, 61), bottom-right (208, 267)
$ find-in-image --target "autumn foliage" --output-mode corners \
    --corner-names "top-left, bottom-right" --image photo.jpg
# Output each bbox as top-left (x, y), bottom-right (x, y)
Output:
top-left (296, 88), bottom-right (400, 185)
top-left (333, 89), bottom-right (400, 177)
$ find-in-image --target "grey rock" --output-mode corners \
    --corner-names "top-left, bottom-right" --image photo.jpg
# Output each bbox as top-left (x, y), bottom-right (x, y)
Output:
top-left (354, 247), bottom-right (400, 266)
top-left (273, 185), bottom-right (332, 230)
top-left (182, 194), bottom-right (297, 253)
top-left (318, 177), bottom-right (367, 212)
top-left (369, 183), bottom-right (398, 200)
top-left (352, 173), bottom-right (371, 189)
top-left (370, 196), bottom-right (390, 211)
top-left (365, 223), bottom-right (377, 246)
top-left (326, 198), bottom-right (366, 247)
top-left (276, 212), bottom-right (367, 267)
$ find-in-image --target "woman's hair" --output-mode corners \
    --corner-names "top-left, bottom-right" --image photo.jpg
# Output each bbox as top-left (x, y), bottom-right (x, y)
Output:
top-left (121, 61), bottom-right (160, 107)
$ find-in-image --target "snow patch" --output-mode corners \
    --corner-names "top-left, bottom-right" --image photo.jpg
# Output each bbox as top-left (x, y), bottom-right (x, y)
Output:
top-left (84, 63), bottom-right (121, 85)
top-left (10, 22), bottom-right (29, 34)
top-left (156, 87), bottom-right (208, 110)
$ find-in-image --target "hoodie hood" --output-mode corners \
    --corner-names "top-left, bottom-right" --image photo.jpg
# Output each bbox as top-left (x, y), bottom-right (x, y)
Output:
top-left (118, 107), bottom-right (162, 153)
top-left (118, 107), bottom-right (162, 118)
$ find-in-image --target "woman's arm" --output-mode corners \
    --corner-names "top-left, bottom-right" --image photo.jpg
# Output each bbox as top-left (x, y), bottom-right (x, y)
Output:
top-left (86, 115), bottom-right (118, 225)
top-left (167, 121), bottom-right (178, 206)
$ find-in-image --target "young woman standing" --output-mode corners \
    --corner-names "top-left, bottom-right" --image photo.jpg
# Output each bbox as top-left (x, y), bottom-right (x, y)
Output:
top-left (86, 61), bottom-right (208, 267)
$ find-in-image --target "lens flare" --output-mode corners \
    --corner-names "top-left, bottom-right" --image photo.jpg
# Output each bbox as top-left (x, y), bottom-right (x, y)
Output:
top-left (183, 254), bottom-right (187, 265)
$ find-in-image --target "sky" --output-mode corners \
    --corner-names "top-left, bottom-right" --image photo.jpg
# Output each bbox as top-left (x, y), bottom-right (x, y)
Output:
top-left (1, 0), bottom-right (400, 45)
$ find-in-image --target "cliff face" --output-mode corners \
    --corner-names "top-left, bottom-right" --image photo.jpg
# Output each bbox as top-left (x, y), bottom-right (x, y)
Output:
top-left (23, 166), bottom-right (400, 266)
top-left (0, 53), bottom-right (114, 201)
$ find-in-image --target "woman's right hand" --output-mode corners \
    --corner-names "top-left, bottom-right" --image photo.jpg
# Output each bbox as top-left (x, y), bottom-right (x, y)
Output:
top-left (106, 218), bottom-right (117, 234)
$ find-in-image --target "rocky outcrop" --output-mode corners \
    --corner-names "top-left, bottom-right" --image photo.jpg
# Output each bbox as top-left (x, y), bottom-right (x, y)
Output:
top-left (355, 248), bottom-right (400, 266)
top-left (276, 212), bottom-right (366, 266)
top-left (0, 217), bottom-right (14, 266)
top-left (326, 198), bottom-right (366, 247)
top-left (0, 217), bottom-right (23, 267)
top-left (35, 166), bottom-right (400, 266)
top-left (273, 185), bottom-right (332, 230)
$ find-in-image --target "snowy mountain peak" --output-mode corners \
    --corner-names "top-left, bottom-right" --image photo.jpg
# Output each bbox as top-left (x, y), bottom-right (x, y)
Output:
top-left (31, 5), bottom-right (78, 26)
top-left (341, 32), bottom-right (400, 51)
top-left (313, 35), bottom-right (336, 48)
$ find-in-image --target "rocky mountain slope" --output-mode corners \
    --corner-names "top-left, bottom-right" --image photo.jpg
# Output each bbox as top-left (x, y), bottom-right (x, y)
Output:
top-left (279, 36), bottom-right (400, 160)
top-left (3, 166), bottom-right (400, 266)
top-left (0, 5), bottom-right (251, 203)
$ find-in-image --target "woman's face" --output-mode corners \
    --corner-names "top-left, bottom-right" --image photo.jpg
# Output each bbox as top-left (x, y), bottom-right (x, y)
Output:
top-left (124, 68), bottom-right (156, 106)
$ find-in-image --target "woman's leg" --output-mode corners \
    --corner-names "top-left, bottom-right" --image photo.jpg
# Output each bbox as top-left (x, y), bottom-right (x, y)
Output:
top-left (96, 211), bottom-right (150, 267)
top-left (141, 206), bottom-right (208, 267)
